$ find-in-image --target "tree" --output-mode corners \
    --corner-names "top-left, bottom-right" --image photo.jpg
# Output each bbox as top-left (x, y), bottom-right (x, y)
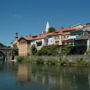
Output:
top-left (13, 44), bottom-right (18, 48)
top-left (60, 27), bottom-right (64, 29)
top-left (31, 45), bottom-right (37, 55)
top-left (0, 43), bottom-right (7, 48)
top-left (36, 45), bottom-right (60, 56)
top-left (48, 27), bottom-right (56, 33)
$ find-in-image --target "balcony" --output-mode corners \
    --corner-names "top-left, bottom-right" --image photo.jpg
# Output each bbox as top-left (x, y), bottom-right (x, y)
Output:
top-left (67, 35), bottom-right (82, 40)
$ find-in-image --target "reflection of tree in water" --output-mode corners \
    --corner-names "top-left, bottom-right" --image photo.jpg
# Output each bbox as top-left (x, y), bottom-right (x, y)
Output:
top-left (0, 51), bottom-right (5, 62)
top-left (15, 64), bottom-right (31, 84)
top-left (13, 64), bottom-right (90, 90)
top-left (30, 65), bottom-right (73, 90)
top-left (30, 65), bottom-right (90, 90)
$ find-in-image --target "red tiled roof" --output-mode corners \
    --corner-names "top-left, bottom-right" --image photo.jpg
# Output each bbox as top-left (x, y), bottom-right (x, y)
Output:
top-left (19, 32), bottom-right (71, 41)
top-left (21, 32), bottom-right (63, 41)
top-left (19, 28), bottom-right (76, 41)
top-left (55, 27), bottom-right (76, 33)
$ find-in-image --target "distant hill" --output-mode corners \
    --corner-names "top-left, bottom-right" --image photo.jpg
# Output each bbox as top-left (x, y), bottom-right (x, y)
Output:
top-left (0, 43), bottom-right (7, 48)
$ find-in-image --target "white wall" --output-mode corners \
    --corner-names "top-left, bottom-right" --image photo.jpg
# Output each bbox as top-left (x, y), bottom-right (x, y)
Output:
top-left (31, 39), bottom-right (45, 50)
top-left (47, 36), bottom-right (55, 45)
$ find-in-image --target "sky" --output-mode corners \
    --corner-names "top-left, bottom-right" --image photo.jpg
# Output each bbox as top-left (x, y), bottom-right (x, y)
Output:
top-left (0, 0), bottom-right (90, 45)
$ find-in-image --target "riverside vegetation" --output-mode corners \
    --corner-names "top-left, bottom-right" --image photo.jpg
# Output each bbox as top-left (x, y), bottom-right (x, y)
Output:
top-left (16, 45), bottom-right (90, 67)
top-left (16, 56), bottom-right (90, 67)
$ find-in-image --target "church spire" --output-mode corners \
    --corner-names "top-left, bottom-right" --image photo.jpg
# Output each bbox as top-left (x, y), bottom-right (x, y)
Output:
top-left (45, 21), bottom-right (50, 33)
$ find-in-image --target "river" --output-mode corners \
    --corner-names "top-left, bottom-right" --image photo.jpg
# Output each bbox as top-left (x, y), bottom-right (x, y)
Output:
top-left (0, 62), bottom-right (90, 90)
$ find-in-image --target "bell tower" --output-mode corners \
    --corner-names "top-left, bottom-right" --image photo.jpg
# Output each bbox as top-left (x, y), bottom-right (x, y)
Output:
top-left (45, 21), bottom-right (50, 33)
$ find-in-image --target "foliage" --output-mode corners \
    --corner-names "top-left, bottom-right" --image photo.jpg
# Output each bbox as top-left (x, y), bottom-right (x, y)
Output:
top-left (76, 58), bottom-right (88, 66)
top-left (35, 58), bottom-right (44, 64)
top-left (0, 43), bottom-right (7, 48)
top-left (36, 45), bottom-right (73, 56)
top-left (46, 58), bottom-right (58, 65)
top-left (60, 27), bottom-right (64, 29)
top-left (58, 58), bottom-right (69, 66)
top-left (60, 45), bottom-right (73, 55)
top-left (13, 44), bottom-right (18, 48)
top-left (86, 50), bottom-right (90, 54)
top-left (36, 45), bottom-right (60, 56)
top-left (16, 56), bottom-right (90, 67)
top-left (48, 27), bottom-right (56, 33)
top-left (31, 45), bottom-right (37, 55)
top-left (16, 56), bottom-right (24, 63)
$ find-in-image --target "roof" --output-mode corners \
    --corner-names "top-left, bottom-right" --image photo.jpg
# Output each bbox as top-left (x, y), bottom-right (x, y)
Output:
top-left (18, 27), bottom-right (75, 41)
top-left (55, 27), bottom-right (76, 33)
top-left (19, 33), bottom-right (61, 41)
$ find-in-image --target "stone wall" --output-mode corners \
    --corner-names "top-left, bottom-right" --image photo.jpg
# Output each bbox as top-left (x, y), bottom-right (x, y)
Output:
top-left (22, 55), bottom-right (90, 62)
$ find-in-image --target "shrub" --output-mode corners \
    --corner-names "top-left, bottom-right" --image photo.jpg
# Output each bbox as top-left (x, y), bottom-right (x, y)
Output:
top-left (86, 50), bottom-right (90, 54)
top-left (31, 45), bottom-right (37, 55)
top-left (36, 58), bottom-right (44, 64)
top-left (59, 58), bottom-right (69, 66)
top-left (36, 45), bottom-right (60, 56)
top-left (76, 58), bottom-right (88, 66)
top-left (16, 56), bottom-right (24, 63)
top-left (46, 58), bottom-right (58, 65)
top-left (60, 45), bottom-right (73, 55)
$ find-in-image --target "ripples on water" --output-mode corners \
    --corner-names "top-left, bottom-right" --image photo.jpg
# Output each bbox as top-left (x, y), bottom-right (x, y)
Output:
top-left (0, 62), bottom-right (90, 90)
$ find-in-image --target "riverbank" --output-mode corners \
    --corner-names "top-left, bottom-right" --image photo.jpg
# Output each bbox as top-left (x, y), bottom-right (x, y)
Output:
top-left (16, 55), bottom-right (90, 66)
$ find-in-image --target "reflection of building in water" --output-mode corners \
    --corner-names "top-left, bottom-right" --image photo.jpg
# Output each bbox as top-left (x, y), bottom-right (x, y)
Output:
top-left (16, 64), bottom-right (31, 84)
top-left (30, 67), bottom-right (73, 90)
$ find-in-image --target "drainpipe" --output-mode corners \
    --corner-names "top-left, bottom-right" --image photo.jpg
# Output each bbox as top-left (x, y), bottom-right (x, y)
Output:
top-left (73, 39), bottom-right (75, 47)
top-left (87, 39), bottom-right (90, 51)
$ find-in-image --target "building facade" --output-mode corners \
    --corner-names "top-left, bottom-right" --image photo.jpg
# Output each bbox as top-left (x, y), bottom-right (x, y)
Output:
top-left (17, 23), bottom-right (90, 56)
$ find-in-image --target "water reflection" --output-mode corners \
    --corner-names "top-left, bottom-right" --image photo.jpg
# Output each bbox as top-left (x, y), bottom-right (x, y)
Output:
top-left (15, 64), bottom-right (31, 84)
top-left (14, 64), bottom-right (90, 90)
top-left (0, 63), bottom-right (90, 90)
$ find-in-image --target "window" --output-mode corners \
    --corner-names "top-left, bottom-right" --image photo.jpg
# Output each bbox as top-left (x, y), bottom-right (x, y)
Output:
top-left (36, 41), bottom-right (42, 46)
top-left (55, 36), bottom-right (59, 40)
top-left (55, 41), bottom-right (59, 44)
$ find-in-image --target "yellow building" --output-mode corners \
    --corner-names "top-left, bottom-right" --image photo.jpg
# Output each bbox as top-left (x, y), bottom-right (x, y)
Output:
top-left (18, 37), bottom-right (31, 56)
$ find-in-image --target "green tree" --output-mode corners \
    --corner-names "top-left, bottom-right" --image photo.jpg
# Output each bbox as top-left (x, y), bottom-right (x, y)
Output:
top-left (36, 45), bottom-right (73, 56)
top-left (31, 45), bottom-right (37, 55)
top-left (60, 27), bottom-right (64, 29)
top-left (48, 27), bottom-right (56, 33)
top-left (13, 44), bottom-right (18, 48)
top-left (37, 45), bottom-right (60, 56)
top-left (60, 45), bottom-right (73, 55)
top-left (0, 43), bottom-right (7, 48)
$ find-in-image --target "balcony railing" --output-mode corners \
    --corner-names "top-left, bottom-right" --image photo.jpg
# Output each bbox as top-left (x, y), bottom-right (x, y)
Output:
top-left (67, 35), bottom-right (82, 40)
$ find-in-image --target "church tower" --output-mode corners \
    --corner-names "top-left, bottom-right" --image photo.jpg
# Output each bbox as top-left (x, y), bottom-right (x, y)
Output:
top-left (45, 21), bottom-right (50, 33)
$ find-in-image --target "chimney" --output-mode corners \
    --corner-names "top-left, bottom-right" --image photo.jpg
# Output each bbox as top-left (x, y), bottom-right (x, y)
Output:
top-left (15, 32), bottom-right (18, 40)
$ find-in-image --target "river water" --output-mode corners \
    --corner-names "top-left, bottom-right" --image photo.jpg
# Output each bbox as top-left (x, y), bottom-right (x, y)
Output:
top-left (0, 63), bottom-right (90, 90)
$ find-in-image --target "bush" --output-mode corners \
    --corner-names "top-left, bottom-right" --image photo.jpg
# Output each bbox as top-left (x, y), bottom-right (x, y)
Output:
top-left (86, 50), bottom-right (90, 54)
top-left (60, 45), bottom-right (73, 55)
top-left (36, 45), bottom-right (60, 56)
top-left (31, 45), bottom-right (37, 55)
top-left (36, 58), bottom-right (44, 64)
top-left (16, 56), bottom-right (24, 63)
top-left (76, 58), bottom-right (88, 66)
top-left (46, 58), bottom-right (58, 65)
top-left (59, 58), bottom-right (69, 66)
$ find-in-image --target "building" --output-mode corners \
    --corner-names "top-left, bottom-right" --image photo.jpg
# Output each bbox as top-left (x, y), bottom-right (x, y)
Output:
top-left (18, 36), bottom-right (31, 56)
top-left (18, 27), bottom-right (76, 56)
top-left (16, 22), bottom-right (90, 56)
